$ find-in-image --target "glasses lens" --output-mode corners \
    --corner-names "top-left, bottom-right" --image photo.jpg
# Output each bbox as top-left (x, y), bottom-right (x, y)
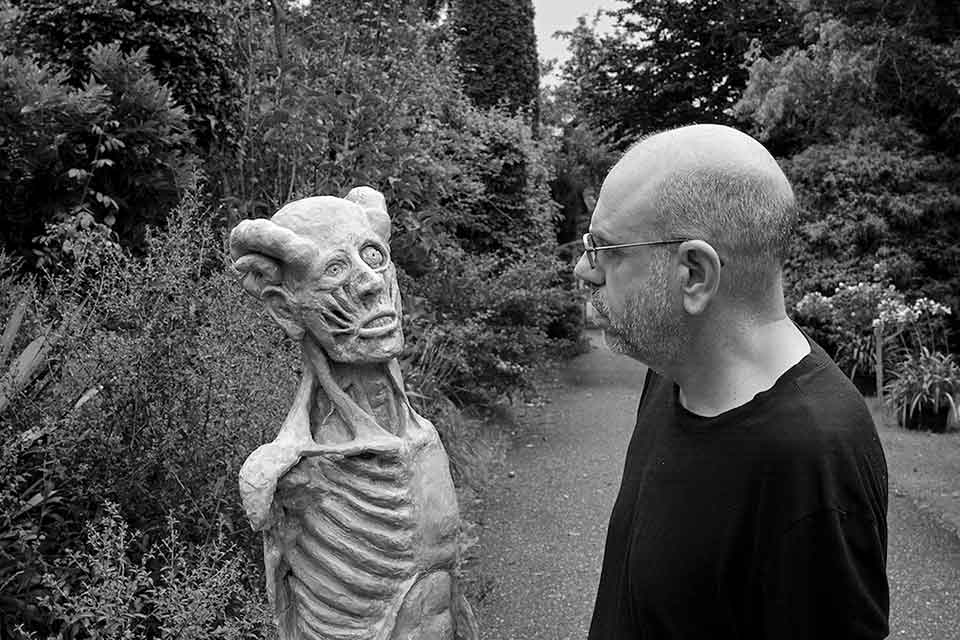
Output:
top-left (583, 233), bottom-right (596, 268)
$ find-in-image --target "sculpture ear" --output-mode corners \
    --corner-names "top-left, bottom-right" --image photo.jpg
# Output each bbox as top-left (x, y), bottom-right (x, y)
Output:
top-left (262, 286), bottom-right (304, 341)
top-left (345, 186), bottom-right (390, 242)
top-left (233, 253), bottom-right (282, 299)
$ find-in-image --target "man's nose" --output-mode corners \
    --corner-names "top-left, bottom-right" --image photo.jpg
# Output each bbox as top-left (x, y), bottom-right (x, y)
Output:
top-left (574, 252), bottom-right (603, 286)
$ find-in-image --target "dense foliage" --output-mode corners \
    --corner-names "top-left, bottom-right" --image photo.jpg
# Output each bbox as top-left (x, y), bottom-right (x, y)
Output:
top-left (0, 44), bottom-right (198, 260)
top-left (0, 0), bottom-right (582, 636)
top-left (1, 202), bottom-right (284, 637)
top-left (558, 0), bottom-right (800, 145)
top-left (729, 0), bottom-right (960, 427)
top-left (9, 0), bottom-right (240, 152)
top-left (451, 0), bottom-right (540, 124)
top-left (736, 2), bottom-right (960, 345)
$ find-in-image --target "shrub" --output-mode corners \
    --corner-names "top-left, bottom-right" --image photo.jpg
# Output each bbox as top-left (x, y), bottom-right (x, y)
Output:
top-left (0, 194), bottom-right (294, 637)
top-left (400, 245), bottom-right (580, 406)
top-left (884, 348), bottom-right (960, 432)
top-left (794, 280), bottom-right (903, 378)
top-left (38, 502), bottom-right (271, 640)
top-left (10, 0), bottom-right (240, 153)
top-left (794, 273), bottom-right (954, 395)
top-left (0, 46), bottom-right (198, 263)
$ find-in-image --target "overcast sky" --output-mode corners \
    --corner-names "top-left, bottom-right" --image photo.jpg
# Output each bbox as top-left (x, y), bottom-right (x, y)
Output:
top-left (532, 0), bottom-right (615, 82)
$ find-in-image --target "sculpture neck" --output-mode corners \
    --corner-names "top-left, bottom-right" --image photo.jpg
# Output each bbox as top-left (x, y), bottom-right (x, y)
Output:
top-left (330, 361), bottom-right (403, 432)
top-left (301, 338), bottom-right (410, 439)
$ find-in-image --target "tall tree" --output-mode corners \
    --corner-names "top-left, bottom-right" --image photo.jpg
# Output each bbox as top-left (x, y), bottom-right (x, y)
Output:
top-left (561, 0), bottom-right (800, 146)
top-left (451, 0), bottom-right (540, 128)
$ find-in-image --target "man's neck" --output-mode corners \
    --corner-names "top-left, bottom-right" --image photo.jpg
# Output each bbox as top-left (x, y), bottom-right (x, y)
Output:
top-left (672, 315), bottom-right (811, 418)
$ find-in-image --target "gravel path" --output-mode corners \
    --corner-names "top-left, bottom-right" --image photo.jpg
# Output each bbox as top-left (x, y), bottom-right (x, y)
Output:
top-left (473, 332), bottom-right (960, 640)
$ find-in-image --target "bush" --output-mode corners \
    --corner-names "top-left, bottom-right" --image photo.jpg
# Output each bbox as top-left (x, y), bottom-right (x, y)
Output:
top-left (38, 503), bottom-right (271, 640)
top-left (0, 195), bottom-right (293, 637)
top-left (0, 46), bottom-right (198, 263)
top-left (884, 348), bottom-right (960, 432)
top-left (794, 274), bottom-right (954, 396)
top-left (10, 0), bottom-right (240, 153)
top-left (400, 245), bottom-right (580, 406)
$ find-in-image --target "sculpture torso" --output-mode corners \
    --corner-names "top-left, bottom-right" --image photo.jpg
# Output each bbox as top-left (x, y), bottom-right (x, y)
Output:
top-left (270, 363), bottom-right (461, 639)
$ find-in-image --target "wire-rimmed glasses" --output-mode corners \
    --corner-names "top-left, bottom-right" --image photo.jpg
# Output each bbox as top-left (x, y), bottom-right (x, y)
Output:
top-left (582, 232), bottom-right (689, 269)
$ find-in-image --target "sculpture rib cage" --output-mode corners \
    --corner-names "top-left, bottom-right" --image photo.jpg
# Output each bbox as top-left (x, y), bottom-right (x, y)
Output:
top-left (285, 453), bottom-right (422, 638)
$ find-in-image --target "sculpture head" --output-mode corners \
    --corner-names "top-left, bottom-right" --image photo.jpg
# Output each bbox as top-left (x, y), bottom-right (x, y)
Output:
top-left (230, 187), bottom-right (403, 363)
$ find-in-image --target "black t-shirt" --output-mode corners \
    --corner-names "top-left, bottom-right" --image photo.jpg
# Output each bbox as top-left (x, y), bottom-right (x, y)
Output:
top-left (588, 337), bottom-right (889, 640)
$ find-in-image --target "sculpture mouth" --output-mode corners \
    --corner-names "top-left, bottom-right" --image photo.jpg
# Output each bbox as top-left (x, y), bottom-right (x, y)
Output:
top-left (357, 312), bottom-right (399, 338)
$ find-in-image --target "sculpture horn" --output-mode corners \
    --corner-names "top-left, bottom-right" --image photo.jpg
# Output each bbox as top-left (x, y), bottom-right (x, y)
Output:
top-left (229, 219), bottom-right (318, 284)
top-left (345, 186), bottom-right (390, 241)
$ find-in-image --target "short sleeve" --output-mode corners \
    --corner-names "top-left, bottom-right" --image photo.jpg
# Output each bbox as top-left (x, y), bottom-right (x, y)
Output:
top-left (759, 508), bottom-right (889, 639)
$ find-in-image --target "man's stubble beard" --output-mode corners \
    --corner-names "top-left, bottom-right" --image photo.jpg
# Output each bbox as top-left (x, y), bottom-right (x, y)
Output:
top-left (599, 258), bottom-right (686, 371)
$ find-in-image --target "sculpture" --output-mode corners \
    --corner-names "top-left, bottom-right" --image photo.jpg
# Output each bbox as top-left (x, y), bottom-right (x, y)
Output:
top-left (230, 187), bottom-right (478, 640)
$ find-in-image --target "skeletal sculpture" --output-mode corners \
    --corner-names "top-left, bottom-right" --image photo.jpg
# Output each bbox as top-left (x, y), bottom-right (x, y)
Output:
top-left (230, 188), bottom-right (478, 640)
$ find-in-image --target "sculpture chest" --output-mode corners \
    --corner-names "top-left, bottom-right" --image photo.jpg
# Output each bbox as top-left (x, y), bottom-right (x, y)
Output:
top-left (271, 410), bottom-right (460, 639)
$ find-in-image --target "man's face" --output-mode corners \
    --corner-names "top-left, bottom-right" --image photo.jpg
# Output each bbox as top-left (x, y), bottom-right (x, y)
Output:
top-left (576, 169), bottom-right (687, 370)
top-left (280, 205), bottom-right (403, 363)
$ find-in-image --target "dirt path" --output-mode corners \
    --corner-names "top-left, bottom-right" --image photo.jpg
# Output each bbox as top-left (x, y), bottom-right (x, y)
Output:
top-left (472, 332), bottom-right (960, 640)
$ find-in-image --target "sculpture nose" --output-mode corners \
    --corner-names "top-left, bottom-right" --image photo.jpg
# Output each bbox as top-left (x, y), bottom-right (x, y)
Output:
top-left (354, 266), bottom-right (385, 300)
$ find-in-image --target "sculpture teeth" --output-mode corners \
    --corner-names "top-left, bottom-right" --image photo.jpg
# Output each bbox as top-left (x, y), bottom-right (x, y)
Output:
top-left (366, 315), bottom-right (393, 328)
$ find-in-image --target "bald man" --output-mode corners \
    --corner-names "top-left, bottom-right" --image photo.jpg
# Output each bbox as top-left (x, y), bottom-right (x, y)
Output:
top-left (575, 125), bottom-right (889, 639)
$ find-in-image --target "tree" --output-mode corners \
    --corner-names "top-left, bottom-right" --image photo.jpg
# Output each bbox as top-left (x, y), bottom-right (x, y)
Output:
top-left (560, 0), bottom-right (800, 146)
top-left (735, 2), bottom-right (960, 345)
top-left (10, 0), bottom-right (239, 153)
top-left (450, 0), bottom-right (540, 127)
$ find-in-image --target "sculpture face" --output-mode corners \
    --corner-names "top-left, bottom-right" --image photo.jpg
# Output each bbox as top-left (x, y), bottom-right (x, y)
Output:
top-left (279, 203), bottom-right (404, 363)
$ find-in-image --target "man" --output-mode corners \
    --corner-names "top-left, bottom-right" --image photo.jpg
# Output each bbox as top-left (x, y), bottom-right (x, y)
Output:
top-left (574, 124), bottom-right (889, 639)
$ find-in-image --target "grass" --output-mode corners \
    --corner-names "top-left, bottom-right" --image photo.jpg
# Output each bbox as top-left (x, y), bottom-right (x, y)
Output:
top-left (866, 396), bottom-right (960, 537)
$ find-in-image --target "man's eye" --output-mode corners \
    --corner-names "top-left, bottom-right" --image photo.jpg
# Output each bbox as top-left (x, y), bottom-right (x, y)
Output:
top-left (361, 246), bottom-right (385, 267)
top-left (324, 261), bottom-right (346, 277)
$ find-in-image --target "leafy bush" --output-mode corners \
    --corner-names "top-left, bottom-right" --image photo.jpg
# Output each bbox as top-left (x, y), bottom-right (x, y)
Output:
top-left (736, 7), bottom-right (960, 352)
top-left (0, 195), bottom-right (293, 637)
top-left (0, 45), bottom-right (198, 262)
top-left (10, 0), bottom-right (240, 152)
top-left (38, 503), bottom-right (271, 640)
top-left (777, 120), bottom-right (960, 345)
top-left (400, 245), bottom-right (581, 406)
top-left (794, 280), bottom-right (901, 377)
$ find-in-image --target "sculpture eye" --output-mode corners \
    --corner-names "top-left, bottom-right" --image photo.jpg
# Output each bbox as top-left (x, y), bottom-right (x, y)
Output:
top-left (361, 245), bottom-right (385, 267)
top-left (324, 261), bottom-right (347, 278)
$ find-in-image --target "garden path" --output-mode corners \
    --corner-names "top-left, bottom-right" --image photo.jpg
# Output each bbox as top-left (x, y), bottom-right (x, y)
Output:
top-left (472, 330), bottom-right (960, 640)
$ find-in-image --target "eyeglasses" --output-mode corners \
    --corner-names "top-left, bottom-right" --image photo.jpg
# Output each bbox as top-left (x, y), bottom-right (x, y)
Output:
top-left (582, 232), bottom-right (688, 269)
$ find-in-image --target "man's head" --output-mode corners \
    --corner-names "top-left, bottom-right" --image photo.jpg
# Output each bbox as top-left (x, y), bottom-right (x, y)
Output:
top-left (574, 124), bottom-right (797, 370)
top-left (230, 187), bottom-right (403, 363)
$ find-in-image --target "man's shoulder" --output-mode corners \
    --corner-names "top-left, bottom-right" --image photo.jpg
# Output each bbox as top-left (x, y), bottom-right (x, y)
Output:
top-left (784, 342), bottom-right (878, 442)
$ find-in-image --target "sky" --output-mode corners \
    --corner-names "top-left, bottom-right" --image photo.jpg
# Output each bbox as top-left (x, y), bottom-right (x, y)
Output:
top-left (532, 0), bottom-right (616, 82)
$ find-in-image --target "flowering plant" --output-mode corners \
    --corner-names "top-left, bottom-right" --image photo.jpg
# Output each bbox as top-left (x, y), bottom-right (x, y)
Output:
top-left (873, 296), bottom-right (952, 354)
top-left (794, 263), bottom-right (953, 380)
top-left (794, 281), bottom-right (904, 378)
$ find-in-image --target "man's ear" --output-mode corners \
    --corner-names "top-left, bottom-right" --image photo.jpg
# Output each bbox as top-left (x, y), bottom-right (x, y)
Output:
top-left (676, 240), bottom-right (722, 315)
top-left (262, 285), bottom-right (304, 340)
